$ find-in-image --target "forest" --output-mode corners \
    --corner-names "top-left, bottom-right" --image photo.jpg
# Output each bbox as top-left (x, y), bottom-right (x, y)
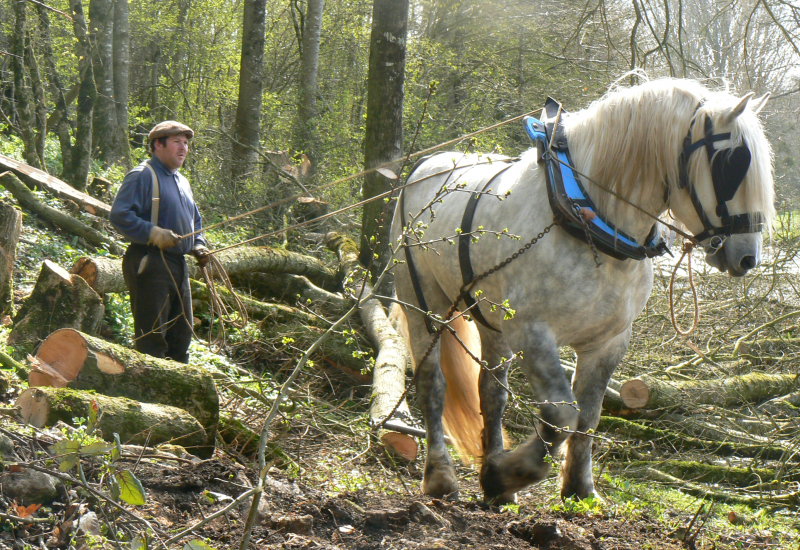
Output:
top-left (1, 0), bottom-right (800, 549)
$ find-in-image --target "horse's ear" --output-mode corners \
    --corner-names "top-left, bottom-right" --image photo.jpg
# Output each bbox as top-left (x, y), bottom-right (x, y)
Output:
top-left (723, 92), bottom-right (755, 125)
top-left (752, 92), bottom-right (770, 115)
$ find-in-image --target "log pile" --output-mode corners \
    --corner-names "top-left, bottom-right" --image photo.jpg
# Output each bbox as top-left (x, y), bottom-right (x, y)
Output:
top-left (21, 328), bottom-right (219, 457)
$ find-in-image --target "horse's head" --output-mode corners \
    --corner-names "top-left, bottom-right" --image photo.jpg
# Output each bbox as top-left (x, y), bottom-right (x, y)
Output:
top-left (667, 91), bottom-right (774, 277)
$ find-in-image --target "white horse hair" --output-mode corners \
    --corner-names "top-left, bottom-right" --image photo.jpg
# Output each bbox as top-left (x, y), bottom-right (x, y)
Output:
top-left (389, 77), bottom-right (774, 503)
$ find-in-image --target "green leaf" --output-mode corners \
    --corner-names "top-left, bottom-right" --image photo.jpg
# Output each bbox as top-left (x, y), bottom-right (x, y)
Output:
top-left (183, 541), bottom-right (217, 550)
top-left (80, 441), bottom-right (114, 457)
top-left (52, 440), bottom-right (80, 471)
top-left (129, 536), bottom-right (148, 550)
top-left (112, 433), bottom-right (122, 462)
top-left (88, 400), bottom-right (99, 434)
top-left (59, 453), bottom-right (79, 472)
top-left (117, 470), bottom-right (146, 505)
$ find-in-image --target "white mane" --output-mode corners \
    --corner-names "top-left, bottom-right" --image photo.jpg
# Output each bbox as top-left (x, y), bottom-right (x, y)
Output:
top-left (563, 78), bottom-right (775, 234)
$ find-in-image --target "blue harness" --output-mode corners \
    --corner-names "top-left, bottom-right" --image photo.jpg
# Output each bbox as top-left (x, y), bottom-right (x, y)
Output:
top-left (524, 97), bottom-right (670, 261)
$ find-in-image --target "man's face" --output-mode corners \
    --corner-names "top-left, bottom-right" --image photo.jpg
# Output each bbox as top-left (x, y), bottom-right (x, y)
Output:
top-left (154, 134), bottom-right (190, 170)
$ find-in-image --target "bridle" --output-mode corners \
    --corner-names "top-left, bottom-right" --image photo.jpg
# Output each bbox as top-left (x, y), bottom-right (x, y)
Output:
top-left (676, 108), bottom-right (764, 251)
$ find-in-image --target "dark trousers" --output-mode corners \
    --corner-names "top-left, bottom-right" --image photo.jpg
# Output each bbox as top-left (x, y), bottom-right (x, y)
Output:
top-left (122, 244), bottom-right (193, 363)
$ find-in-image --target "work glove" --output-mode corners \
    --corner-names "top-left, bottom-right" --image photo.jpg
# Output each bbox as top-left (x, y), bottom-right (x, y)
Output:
top-left (192, 245), bottom-right (212, 269)
top-left (148, 226), bottom-right (181, 250)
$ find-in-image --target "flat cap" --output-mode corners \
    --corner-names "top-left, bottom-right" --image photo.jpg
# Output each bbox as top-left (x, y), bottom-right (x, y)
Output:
top-left (148, 120), bottom-right (194, 141)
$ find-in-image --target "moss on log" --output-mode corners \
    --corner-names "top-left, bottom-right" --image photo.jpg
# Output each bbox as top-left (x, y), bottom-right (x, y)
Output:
top-left (9, 260), bottom-right (104, 348)
top-left (218, 413), bottom-right (259, 456)
top-left (187, 246), bottom-right (338, 287)
top-left (17, 387), bottom-right (208, 449)
top-left (29, 329), bottom-right (218, 455)
top-left (0, 172), bottom-right (120, 253)
top-left (619, 372), bottom-right (800, 410)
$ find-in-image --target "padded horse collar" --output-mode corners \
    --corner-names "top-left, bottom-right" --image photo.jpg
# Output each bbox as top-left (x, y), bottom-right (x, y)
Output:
top-left (524, 98), bottom-right (671, 262)
top-left (677, 108), bottom-right (763, 248)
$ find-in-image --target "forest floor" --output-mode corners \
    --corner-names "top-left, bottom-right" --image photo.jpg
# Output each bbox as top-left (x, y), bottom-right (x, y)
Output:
top-left (1, 189), bottom-right (800, 549)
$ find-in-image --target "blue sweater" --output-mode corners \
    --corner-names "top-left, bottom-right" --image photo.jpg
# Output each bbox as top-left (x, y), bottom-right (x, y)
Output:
top-left (110, 156), bottom-right (207, 257)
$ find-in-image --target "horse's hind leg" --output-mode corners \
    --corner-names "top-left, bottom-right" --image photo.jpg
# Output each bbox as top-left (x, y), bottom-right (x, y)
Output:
top-left (561, 329), bottom-right (630, 500)
top-left (481, 326), bottom-right (578, 503)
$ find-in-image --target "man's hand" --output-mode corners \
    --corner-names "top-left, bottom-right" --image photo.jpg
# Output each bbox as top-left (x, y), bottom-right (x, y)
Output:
top-left (149, 226), bottom-right (181, 250)
top-left (192, 245), bottom-right (212, 269)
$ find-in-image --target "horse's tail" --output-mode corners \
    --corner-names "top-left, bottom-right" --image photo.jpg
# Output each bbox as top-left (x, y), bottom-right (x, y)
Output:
top-left (389, 304), bottom-right (484, 463)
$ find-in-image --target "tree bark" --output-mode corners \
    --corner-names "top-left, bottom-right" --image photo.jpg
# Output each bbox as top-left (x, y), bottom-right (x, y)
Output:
top-left (0, 172), bottom-right (121, 253)
top-left (17, 387), bottom-right (208, 449)
top-left (8, 260), bottom-right (104, 348)
top-left (112, 0), bottom-right (131, 168)
top-left (187, 246), bottom-right (338, 286)
top-left (29, 328), bottom-right (219, 452)
top-left (70, 256), bottom-right (126, 296)
top-left (359, 0), bottom-right (409, 282)
top-left (231, 0), bottom-right (267, 182)
top-left (11, 0), bottom-right (41, 169)
top-left (619, 373), bottom-right (800, 410)
top-left (0, 153), bottom-right (112, 217)
top-left (90, 0), bottom-right (123, 166)
top-left (327, 232), bottom-right (417, 461)
top-left (35, 5), bottom-right (73, 176)
top-left (68, 0), bottom-right (97, 191)
top-left (293, 0), bottom-right (325, 179)
top-left (0, 203), bottom-right (22, 316)
top-left (24, 29), bottom-right (48, 167)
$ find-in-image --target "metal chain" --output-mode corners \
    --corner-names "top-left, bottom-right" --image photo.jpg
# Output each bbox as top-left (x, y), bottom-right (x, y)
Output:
top-left (377, 221), bottom-right (557, 429)
top-left (571, 201), bottom-right (602, 267)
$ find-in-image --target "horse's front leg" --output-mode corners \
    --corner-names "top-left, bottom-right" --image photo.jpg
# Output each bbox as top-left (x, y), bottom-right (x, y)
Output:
top-left (561, 329), bottom-right (631, 500)
top-left (481, 326), bottom-right (578, 503)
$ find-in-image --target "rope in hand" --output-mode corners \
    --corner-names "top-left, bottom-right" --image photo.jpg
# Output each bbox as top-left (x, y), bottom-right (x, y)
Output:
top-left (669, 241), bottom-right (700, 336)
top-left (198, 252), bottom-right (248, 347)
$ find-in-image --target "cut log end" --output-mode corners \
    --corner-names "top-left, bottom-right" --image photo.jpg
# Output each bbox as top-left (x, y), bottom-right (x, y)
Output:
top-left (620, 379), bottom-right (651, 409)
top-left (69, 257), bottom-right (98, 287)
top-left (379, 431), bottom-right (418, 462)
top-left (16, 387), bottom-right (50, 428)
top-left (34, 328), bottom-right (90, 385)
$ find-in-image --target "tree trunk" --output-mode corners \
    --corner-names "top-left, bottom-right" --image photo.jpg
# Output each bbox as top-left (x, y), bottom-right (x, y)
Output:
top-left (68, 0), bottom-right (97, 191)
top-left (231, 0), bottom-right (267, 182)
top-left (11, 0), bottom-right (41, 169)
top-left (293, 0), bottom-right (324, 179)
top-left (90, 0), bottom-right (122, 166)
top-left (112, 0), bottom-right (131, 168)
top-left (29, 328), bottom-right (219, 452)
top-left (359, 0), bottom-right (409, 283)
top-left (619, 373), bottom-right (800, 410)
top-left (0, 172), bottom-right (121, 253)
top-left (0, 203), bottom-right (22, 316)
top-left (327, 232), bottom-right (417, 461)
top-left (35, 5), bottom-right (73, 176)
top-left (70, 256), bottom-right (126, 295)
top-left (187, 246), bottom-right (338, 286)
top-left (24, 29), bottom-right (48, 167)
top-left (17, 387), bottom-right (208, 449)
top-left (0, 153), bottom-right (112, 217)
top-left (8, 261), bottom-right (104, 348)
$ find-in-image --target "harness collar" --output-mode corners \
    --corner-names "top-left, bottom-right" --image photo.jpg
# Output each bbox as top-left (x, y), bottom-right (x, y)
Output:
top-left (677, 108), bottom-right (763, 246)
top-left (524, 97), bottom-right (671, 262)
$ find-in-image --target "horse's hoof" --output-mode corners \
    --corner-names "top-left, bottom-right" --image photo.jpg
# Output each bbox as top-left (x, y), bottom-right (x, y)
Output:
top-left (485, 491), bottom-right (517, 506)
top-left (560, 485), bottom-right (604, 504)
top-left (481, 449), bottom-right (551, 502)
top-left (422, 463), bottom-right (459, 499)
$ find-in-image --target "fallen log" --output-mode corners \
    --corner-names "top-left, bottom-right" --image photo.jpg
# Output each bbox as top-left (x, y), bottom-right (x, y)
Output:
top-left (69, 256), bottom-right (125, 295)
top-left (8, 261), bottom-right (104, 348)
top-left (28, 328), bottom-right (219, 454)
top-left (0, 173), bottom-right (121, 254)
top-left (598, 416), bottom-right (792, 461)
top-left (0, 203), bottom-right (22, 316)
top-left (188, 246), bottom-right (339, 288)
top-left (232, 272), bottom-right (348, 311)
top-left (619, 372), bottom-right (800, 410)
top-left (0, 154), bottom-right (111, 217)
top-left (17, 387), bottom-right (208, 449)
top-left (326, 232), bottom-right (417, 462)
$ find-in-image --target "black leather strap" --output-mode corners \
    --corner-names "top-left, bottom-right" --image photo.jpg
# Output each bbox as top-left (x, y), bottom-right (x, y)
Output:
top-left (400, 189), bottom-right (436, 334)
top-left (458, 165), bottom-right (514, 332)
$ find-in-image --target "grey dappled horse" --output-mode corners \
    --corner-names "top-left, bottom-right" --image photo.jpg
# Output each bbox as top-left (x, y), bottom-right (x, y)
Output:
top-left (389, 78), bottom-right (774, 504)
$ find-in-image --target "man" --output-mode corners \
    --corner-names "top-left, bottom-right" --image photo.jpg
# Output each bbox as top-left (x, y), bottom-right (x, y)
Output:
top-left (110, 121), bottom-right (210, 363)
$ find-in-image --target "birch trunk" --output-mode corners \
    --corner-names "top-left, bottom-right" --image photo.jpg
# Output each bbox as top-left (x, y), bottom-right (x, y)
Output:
top-left (294, 0), bottom-right (324, 179)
